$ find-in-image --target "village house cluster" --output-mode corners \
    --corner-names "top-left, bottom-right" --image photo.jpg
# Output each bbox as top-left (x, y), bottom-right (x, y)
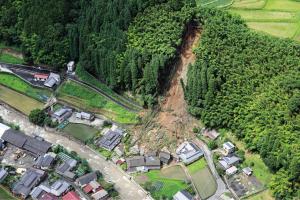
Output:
top-left (0, 122), bottom-right (111, 200)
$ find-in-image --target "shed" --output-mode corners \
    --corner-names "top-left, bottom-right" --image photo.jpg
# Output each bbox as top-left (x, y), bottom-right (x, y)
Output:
top-left (242, 167), bottom-right (253, 176)
top-left (226, 166), bottom-right (238, 176)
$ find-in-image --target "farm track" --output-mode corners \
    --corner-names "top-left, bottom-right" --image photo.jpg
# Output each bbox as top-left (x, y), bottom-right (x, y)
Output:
top-left (68, 77), bottom-right (142, 112)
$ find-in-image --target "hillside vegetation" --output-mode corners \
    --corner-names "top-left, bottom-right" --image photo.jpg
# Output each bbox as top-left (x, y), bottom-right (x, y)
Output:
top-left (185, 8), bottom-right (300, 199)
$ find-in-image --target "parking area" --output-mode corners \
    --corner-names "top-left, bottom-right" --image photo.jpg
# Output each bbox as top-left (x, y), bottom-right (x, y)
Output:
top-left (1, 144), bottom-right (36, 168)
top-left (228, 172), bottom-right (264, 198)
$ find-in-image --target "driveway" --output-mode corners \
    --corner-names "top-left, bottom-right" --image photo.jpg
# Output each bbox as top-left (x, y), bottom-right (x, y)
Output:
top-left (0, 105), bottom-right (151, 200)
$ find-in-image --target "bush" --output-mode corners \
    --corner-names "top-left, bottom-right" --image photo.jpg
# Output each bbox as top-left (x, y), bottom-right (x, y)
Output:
top-left (192, 127), bottom-right (199, 133)
top-left (208, 140), bottom-right (218, 150)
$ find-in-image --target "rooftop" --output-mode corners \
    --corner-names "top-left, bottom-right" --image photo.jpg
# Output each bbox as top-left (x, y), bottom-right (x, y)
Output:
top-left (173, 190), bottom-right (194, 200)
top-left (2, 130), bottom-right (52, 155)
top-left (76, 171), bottom-right (97, 186)
top-left (62, 191), bottom-right (81, 200)
top-left (96, 130), bottom-right (122, 151)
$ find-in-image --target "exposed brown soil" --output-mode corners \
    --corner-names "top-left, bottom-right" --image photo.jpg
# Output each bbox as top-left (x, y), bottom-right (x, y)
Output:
top-left (133, 25), bottom-right (201, 152)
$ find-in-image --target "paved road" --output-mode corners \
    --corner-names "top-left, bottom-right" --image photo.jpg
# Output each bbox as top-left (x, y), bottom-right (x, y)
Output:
top-left (0, 105), bottom-right (151, 200)
top-left (195, 139), bottom-right (229, 200)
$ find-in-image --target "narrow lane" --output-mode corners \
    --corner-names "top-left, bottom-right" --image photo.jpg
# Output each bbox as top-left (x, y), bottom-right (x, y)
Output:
top-left (0, 105), bottom-right (151, 200)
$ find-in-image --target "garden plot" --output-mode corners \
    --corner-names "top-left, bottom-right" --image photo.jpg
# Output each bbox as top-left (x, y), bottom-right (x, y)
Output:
top-left (227, 172), bottom-right (265, 198)
top-left (135, 166), bottom-right (191, 199)
top-left (63, 123), bottom-right (99, 143)
top-left (231, 0), bottom-right (266, 9)
top-left (187, 159), bottom-right (217, 200)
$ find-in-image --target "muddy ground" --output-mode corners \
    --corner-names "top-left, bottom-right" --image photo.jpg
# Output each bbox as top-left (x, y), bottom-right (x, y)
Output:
top-left (133, 25), bottom-right (201, 153)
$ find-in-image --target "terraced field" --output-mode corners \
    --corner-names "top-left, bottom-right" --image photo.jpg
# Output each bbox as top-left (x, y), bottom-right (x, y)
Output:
top-left (230, 0), bottom-right (300, 41)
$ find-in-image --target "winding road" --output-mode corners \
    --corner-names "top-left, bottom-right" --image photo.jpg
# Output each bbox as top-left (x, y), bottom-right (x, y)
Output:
top-left (0, 104), bottom-right (151, 200)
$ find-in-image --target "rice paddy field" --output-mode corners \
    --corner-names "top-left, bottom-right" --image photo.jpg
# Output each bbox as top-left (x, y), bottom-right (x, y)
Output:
top-left (0, 73), bottom-right (51, 102)
top-left (0, 53), bottom-right (23, 64)
top-left (135, 165), bottom-right (191, 199)
top-left (187, 159), bottom-right (217, 199)
top-left (229, 0), bottom-right (300, 41)
top-left (57, 80), bottom-right (138, 124)
top-left (0, 84), bottom-right (44, 115)
top-left (63, 123), bottom-right (99, 142)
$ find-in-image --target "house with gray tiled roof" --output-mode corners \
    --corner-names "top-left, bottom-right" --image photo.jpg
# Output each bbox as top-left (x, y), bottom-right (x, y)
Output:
top-left (176, 141), bottom-right (203, 164)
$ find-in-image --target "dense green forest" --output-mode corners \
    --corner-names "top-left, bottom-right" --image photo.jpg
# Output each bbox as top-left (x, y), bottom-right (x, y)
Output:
top-left (185, 8), bottom-right (300, 199)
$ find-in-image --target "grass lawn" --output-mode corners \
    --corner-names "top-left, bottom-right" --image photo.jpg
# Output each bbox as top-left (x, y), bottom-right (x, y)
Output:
top-left (0, 186), bottom-right (17, 200)
top-left (0, 85), bottom-right (44, 115)
top-left (229, 0), bottom-right (300, 41)
top-left (0, 53), bottom-right (23, 64)
top-left (187, 158), bottom-right (217, 199)
top-left (63, 123), bottom-right (99, 142)
top-left (0, 73), bottom-right (51, 102)
top-left (57, 80), bottom-right (138, 124)
top-left (135, 170), bottom-right (190, 199)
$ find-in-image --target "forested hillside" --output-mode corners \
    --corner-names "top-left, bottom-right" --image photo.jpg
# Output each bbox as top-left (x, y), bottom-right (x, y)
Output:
top-left (0, 0), bottom-right (79, 68)
top-left (185, 8), bottom-right (300, 199)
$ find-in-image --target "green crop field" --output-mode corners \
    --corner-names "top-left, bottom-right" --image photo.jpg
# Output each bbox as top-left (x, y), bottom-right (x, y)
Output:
top-left (229, 0), bottom-right (300, 41)
top-left (135, 168), bottom-right (191, 199)
top-left (0, 85), bottom-right (44, 115)
top-left (197, 0), bottom-right (233, 7)
top-left (63, 123), bottom-right (99, 142)
top-left (0, 73), bottom-right (51, 102)
top-left (0, 186), bottom-right (17, 200)
top-left (187, 159), bottom-right (217, 199)
top-left (57, 80), bottom-right (138, 124)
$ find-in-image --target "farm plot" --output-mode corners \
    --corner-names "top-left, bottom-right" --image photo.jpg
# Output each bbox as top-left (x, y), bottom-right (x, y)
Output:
top-left (135, 166), bottom-right (191, 199)
top-left (0, 73), bottom-right (51, 102)
top-left (187, 159), bottom-right (217, 200)
top-left (63, 123), bottom-right (99, 142)
top-left (57, 81), bottom-right (138, 124)
top-left (0, 53), bottom-right (23, 64)
top-left (0, 85), bottom-right (44, 115)
top-left (197, 0), bottom-right (233, 7)
top-left (230, 0), bottom-right (300, 41)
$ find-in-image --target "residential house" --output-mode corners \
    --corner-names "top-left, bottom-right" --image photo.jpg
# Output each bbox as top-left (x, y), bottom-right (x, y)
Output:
top-left (56, 158), bottom-right (77, 180)
top-left (242, 167), bottom-right (253, 176)
top-left (62, 191), bottom-right (81, 200)
top-left (34, 73), bottom-right (49, 81)
top-left (176, 142), bottom-right (203, 164)
top-left (95, 130), bottom-right (122, 151)
top-left (44, 73), bottom-right (61, 88)
top-left (38, 180), bottom-right (70, 196)
top-left (226, 166), bottom-right (238, 176)
top-left (114, 144), bottom-right (125, 157)
top-left (203, 129), bottom-right (220, 140)
top-left (52, 108), bottom-right (72, 123)
top-left (34, 152), bottom-right (56, 170)
top-left (223, 142), bottom-right (235, 155)
top-left (83, 180), bottom-right (101, 194)
top-left (39, 193), bottom-right (59, 200)
top-left (0, 122), bottom-right (10, 137)
top-left (76, 171), bottom-right (97, 187)
top-left (12, 168), bottom-right (46, 198)
top-left (30, 186), bottom-right (45, 200)
top-left (219, 156), bottom-right (240, 170)
top-left (1, 129), bottom-right (52, 156)
top-left (91, 189), bottom-right (108, 200)
top-left (0, 168), bottom-right (8, 183)
top-left (173, 190), bottom-right (194, 200)
top-left (126, 156), bottom-right (160, 173)
top-left (76, 112), bottom-right (95, 121)
top-left (159, 151), bottom-right (171, 164)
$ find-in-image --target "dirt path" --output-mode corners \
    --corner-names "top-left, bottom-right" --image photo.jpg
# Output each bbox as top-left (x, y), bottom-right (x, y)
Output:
top-left (136, 25), bottom-right (201, 152)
